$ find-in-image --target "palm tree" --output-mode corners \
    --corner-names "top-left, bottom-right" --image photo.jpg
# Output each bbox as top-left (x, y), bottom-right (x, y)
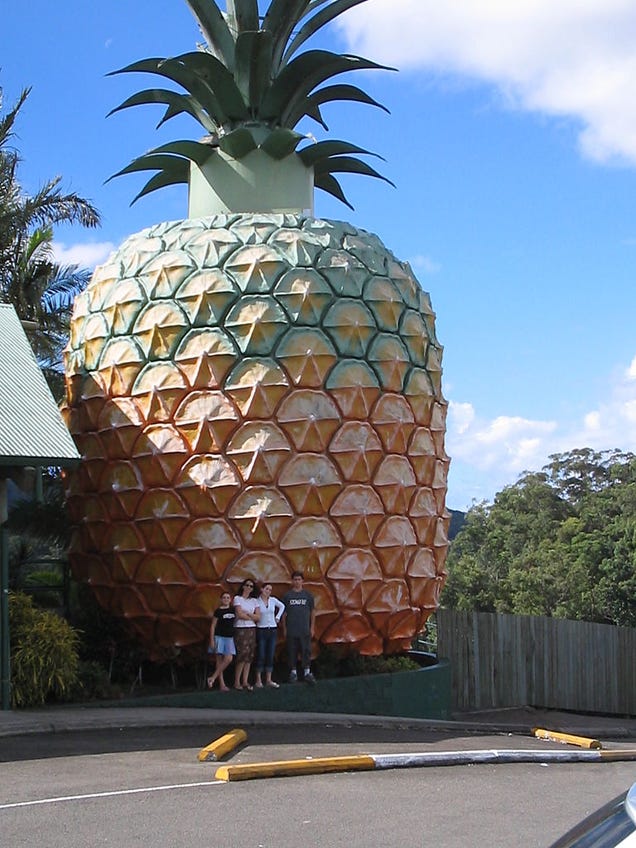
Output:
top-left (0, 85), bottom-right (101, 394)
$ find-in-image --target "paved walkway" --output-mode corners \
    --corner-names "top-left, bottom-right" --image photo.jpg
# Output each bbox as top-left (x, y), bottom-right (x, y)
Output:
top-left (1, 703), bottom-right (635, 740)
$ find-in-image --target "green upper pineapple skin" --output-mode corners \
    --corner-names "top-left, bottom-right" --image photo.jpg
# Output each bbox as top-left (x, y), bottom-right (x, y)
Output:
top-left (68, 215), bottom-right (443, 377)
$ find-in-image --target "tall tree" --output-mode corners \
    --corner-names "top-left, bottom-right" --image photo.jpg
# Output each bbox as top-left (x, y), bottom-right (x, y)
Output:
top-left (0, 85), bottom-right (100, 392)
top-left (444, 449), bottom-right (636, 627)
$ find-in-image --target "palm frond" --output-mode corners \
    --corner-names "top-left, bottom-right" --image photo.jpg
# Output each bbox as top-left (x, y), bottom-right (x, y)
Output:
top-left (0, 87), bottom-right (31, 147)
top-left (21, 178), bottom-right (100, 229)
top-left (41, 265), bottom-right (92, 313)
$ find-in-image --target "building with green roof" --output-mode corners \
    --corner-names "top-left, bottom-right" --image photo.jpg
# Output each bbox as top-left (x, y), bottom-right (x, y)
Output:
top-left (0, 303), bottom-right (80, 709)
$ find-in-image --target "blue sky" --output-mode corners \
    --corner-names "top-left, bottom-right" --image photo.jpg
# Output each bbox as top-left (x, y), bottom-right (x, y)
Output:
top-left (3, 0), bottom-right (636, 510)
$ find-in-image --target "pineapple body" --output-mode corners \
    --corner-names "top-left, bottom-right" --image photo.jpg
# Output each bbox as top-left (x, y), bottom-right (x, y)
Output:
top-left (64, 214), bottom-right (449, 658)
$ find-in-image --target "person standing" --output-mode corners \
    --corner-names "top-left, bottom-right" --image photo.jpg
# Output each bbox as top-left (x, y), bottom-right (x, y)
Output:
top-left (281, 571), bottom-right (316, 684)
top-left (233, 578), bottom-right (260, 690)
top-left (207, 590), bottom-right (235, 691)
top-left (254, 583), bottom-right (285, 688)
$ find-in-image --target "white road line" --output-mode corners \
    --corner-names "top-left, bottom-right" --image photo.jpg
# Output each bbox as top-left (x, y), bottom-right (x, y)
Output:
top-left (0, 780), bottom-right (225, 810)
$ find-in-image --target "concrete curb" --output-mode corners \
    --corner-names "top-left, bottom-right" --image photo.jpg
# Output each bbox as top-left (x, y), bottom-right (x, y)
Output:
top-left (0, 706), bottom-right (634, 740)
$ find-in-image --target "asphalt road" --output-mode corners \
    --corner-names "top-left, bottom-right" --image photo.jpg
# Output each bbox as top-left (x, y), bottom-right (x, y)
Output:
top-left (1, 725), bottom-right (634, 848)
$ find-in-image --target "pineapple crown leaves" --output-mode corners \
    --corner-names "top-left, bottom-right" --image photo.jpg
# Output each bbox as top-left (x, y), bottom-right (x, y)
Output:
top-left (108, 0), bottom-right (395, 208)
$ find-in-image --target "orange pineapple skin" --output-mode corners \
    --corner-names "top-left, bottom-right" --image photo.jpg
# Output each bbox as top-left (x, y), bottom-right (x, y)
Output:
top-left (64, 214), bottom-right (449, 659)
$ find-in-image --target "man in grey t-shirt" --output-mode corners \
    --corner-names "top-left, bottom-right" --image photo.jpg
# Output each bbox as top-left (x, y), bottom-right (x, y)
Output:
top-left (281, 571), bottom-right (316, 684)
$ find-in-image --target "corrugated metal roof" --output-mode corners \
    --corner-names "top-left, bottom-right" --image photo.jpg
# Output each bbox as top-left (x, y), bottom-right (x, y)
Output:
top-left (0, 303), bottom-right (79, 466)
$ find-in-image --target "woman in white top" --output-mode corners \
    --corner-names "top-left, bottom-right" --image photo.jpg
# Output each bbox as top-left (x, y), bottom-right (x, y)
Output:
top-left (254, 583), bottom-right (285, 688)
top-left (233, 578), bottom-right (260, 690)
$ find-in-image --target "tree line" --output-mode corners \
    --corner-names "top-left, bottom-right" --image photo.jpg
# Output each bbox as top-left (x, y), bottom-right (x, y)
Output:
top-left (443, 448), bottom-right (636, 628)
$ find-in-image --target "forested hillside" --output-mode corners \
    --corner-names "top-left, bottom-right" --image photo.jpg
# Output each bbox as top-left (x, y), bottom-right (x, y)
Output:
top-left (443, 449), bottom-right (636, 627)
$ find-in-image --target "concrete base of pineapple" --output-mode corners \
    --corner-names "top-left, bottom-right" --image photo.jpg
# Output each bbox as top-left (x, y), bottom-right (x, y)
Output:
top-left (107, 656), bottom-right (451, 721)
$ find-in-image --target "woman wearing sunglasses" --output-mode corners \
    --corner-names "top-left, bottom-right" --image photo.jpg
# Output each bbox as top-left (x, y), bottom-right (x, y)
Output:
top-left (232, 578), bottom-right (260, 690)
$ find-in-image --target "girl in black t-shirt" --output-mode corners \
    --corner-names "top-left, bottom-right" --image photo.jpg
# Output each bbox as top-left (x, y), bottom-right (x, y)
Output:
top-left (207, 592), bottom-right (236, 691)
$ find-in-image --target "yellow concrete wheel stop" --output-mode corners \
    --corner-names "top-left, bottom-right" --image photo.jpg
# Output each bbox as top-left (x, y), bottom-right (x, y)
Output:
top-left (532, 728), bottom-right (602, 749)
top-left (198, 729), bottom-right (247, 762)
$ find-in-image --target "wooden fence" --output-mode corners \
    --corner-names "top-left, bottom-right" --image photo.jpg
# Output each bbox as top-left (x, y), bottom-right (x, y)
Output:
top-left (436, 609), bottom-right (636, 715)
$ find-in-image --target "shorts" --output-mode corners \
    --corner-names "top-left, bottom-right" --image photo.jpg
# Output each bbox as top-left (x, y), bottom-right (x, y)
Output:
top-left (214, 635), bottom-right (236, 656)
top-left (233, 627), bottom-right (256, 663)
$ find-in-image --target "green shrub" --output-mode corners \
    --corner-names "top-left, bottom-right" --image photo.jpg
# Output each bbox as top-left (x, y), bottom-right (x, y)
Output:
top-left (9, 592), bottom-right (80, 708)
top-left (314, 647), bottom-right (420, 679)
top-left (67, 660), bottom-right (121, 702)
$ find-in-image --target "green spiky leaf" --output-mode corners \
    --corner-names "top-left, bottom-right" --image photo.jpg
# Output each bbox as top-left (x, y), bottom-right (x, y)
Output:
top-left (268, 51), bottom-right (392, 126)
top-left (148, 140), bottom-right (215, 166)
top-left (298, 140), bottom-right (380, 168)
top-left (314, 171), bottom-right (353, 209)
top-left (131, 162), bottom-right (190, 204)
top-left (263, 1), bottom-right (313, 70)
top-left (110, 57), bottom-right (227, 125)
top-left (293, 83), bottom-right (389, 128)
top-left (283, 0), bottom-right (368, 63)
top-left (260, 128), bottom-right (306, 158)
top-left (108, 88), bottom-right (216, 133)
top-left (227, 0), bottom-right (260, 33)
top-left (218, 127), bottom-right (258, 158)
top-left (315, 154), bottom-right (395, 186)
top-left (235, 31), bottom-right (274, 108)
top-left (107, 153), bottom-right (188, 182)
top-left (167, 52), bottom-right (249, 121)
top-left (184, 0), bottom-right (235, 67)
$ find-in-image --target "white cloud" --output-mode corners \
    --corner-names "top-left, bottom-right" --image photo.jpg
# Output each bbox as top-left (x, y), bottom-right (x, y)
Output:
top-left (447, 404), bottom-right (557, 478)
top-left (52, 241), bottom-right (116, 268)
top-left (341, 0), bottom-right (636, 164)
top-left (410, 254), bottom-right (441, 274)
top-left (446, 352), bottom-right (636, 507)
top-left (448, 401), bottom-right (474, 435)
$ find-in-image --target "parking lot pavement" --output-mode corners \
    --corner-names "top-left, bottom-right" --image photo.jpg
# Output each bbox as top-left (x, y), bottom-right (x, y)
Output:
top-left (1, 724), bottom-right (635, 848)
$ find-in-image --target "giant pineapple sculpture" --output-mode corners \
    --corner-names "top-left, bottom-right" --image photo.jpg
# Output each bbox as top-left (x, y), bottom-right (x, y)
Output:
top-left (64, 0), bottom-right (450, 659)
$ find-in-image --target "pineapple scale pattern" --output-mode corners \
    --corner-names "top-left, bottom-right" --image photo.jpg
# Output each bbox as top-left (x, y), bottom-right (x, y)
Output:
top-left (64, 214), bottom-right (449, 659)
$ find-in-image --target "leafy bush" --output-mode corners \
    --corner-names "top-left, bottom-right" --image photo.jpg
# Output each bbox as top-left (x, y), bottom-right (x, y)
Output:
top-left (68, 660), bottom-right (121, 701)
top-left (9, 592), bottom-right (80, 708)
top-left (314, 647), bottom-right (419, 679)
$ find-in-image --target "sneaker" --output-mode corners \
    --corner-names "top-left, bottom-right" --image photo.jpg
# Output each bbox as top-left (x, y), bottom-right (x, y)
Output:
top-left (288, 670), bottom-right (298, 683)
top-left (304, 672), bottom-right (316, 685)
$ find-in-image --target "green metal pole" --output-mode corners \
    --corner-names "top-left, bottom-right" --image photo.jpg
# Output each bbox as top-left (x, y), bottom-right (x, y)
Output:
top-left (1, 524), bottom-right (10, 710)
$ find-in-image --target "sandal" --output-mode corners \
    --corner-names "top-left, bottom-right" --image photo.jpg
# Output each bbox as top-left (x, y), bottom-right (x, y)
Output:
top-left (266, 681), bottom-right (280, 688)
